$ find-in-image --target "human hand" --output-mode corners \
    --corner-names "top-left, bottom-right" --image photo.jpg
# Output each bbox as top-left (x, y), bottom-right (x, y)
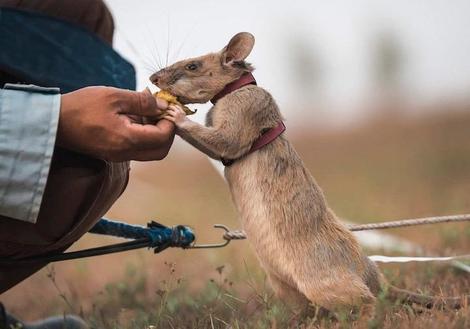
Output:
top-left (57, 86), bottom-right (175, 161)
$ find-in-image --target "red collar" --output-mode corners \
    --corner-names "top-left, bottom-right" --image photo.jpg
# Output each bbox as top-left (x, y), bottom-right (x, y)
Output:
top-left (210, 72), bottom-right (257, 104)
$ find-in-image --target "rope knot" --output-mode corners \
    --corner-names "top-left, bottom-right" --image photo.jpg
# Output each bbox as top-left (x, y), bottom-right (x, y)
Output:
top-left (170, 225), bottom-right (195, 248)
top-left (223, 230), bottom-right (247, 241)
top-left (147, 221), bottom-right (195, 253)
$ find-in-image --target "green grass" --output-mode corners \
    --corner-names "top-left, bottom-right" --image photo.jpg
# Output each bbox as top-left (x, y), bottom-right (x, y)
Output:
top-left (52, 259), bottom-right (469, 329)
top-left (3, 109), bottom-right (470, 328)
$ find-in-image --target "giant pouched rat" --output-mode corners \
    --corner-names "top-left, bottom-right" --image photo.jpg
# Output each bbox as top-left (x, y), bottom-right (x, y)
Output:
top-left (151, 32), bottom-right (467, 315)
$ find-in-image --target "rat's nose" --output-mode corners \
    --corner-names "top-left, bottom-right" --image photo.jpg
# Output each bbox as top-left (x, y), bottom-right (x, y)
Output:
top-left (149, 72), bottom-right (160, 84)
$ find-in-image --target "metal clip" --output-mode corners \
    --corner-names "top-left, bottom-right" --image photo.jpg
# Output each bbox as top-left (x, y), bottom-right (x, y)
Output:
top-left (188, 224), bottom-right (232, 249)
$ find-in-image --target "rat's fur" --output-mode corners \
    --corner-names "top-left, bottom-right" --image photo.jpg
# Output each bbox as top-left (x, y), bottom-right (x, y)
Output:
top-left (152, 32), bottom-right (466, 314)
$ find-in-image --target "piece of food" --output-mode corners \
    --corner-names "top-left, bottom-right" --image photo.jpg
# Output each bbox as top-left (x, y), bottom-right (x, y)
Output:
top-left (154, 90), bottom-right (197, 116)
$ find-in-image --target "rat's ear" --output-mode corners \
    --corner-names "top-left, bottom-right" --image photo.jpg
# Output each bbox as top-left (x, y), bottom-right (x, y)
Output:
top-left (221, 32), bottom-right (255, 65)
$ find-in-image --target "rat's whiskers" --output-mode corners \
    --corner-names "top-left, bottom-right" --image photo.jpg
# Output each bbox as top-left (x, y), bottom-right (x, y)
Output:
top-left (173, 21), bottom-right (200, 63)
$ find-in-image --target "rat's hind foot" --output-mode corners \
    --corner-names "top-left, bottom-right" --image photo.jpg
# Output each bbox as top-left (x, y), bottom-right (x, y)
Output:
top-left (297, 273), bottom-right (376, 313)
top-left (268, 273), bottom-right (309, 310)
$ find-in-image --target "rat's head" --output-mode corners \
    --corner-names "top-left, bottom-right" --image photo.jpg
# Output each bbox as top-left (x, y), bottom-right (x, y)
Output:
top-left (150, 32), bottom-right (255, 104)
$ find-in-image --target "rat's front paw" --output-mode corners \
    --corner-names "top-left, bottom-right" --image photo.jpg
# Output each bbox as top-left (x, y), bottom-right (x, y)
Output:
top-left (162, 104), bottom-right (189, 127)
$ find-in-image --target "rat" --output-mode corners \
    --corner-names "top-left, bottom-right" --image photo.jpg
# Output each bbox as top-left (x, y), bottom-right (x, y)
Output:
top-left (151, 32), bottom-right (467, 315)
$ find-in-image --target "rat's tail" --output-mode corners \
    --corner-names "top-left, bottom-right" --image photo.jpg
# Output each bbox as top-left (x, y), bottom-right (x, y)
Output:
top-left (388, 285), bottom-right (468, 309)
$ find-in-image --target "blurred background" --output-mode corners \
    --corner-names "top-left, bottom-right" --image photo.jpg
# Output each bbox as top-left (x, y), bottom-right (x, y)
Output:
top-left (111, 0), bottom-right (470, 127)
top-left (3, 0), bottom-right (470, 327)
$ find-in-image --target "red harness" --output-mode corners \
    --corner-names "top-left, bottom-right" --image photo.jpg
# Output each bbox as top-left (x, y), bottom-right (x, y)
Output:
top-left (210, 73), bottom-right (286, 167)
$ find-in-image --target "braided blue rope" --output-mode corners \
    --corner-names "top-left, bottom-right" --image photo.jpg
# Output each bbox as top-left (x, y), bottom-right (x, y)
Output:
top-left (0, 218), bottom-right (195, 265)
top-left (89, 218), bottom-right (195, 252)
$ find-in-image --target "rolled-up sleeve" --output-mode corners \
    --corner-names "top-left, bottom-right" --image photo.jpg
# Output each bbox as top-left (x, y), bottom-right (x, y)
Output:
top-left (0, 84), bottom-right (61, 223)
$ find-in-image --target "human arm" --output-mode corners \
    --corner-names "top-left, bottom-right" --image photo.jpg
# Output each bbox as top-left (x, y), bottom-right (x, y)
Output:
top-left (0, 84), bottom-right (60, 223)
top-left (57, 86), bottom-right (174, 161)
top-left (0, 84), bottom-right (174, 223)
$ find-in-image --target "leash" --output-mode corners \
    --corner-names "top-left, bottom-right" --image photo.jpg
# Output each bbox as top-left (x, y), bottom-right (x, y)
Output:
top-left (0, 219), bottom-right (229, 265)
top-left (1, 213), bottom-right (468, 265)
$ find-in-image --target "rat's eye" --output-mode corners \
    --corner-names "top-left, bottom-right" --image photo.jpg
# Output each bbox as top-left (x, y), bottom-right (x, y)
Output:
top-left (185, 63), bottom-right (198, 71)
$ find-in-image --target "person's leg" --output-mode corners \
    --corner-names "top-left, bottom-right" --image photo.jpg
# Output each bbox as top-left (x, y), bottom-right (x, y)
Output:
top-left (0, 153), bottom-right (129, 293)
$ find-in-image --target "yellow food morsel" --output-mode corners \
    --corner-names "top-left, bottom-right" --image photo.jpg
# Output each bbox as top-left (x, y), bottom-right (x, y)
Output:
top-left (155, 90), bottom-right (178, 103)
top-left (154, 90), bottom-right (197, 116)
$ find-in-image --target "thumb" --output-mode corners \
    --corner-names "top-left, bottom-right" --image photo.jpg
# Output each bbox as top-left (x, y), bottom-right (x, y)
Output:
top-left (120, 89), bottom-right (165, 117)
top-left (145, 87), bottom-right (169, 109)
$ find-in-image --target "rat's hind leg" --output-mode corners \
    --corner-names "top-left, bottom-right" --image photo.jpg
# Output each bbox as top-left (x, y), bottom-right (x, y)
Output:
top-left (269, 274), bottom-right (336, 319)
top-left (296, 273), bottom-right (376, 318)
top-left (268, 273), bottom-right (309, 309)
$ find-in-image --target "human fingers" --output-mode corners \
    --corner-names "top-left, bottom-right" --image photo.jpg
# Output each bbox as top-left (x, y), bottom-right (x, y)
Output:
top-left (126, 118), bottom-right (175, 149)
top-left (127, 145), bottom-right (174, 161)
top-left (118, 89), bottom-right (163, 117)
top-left (143, 87), bottom-right (169, 110)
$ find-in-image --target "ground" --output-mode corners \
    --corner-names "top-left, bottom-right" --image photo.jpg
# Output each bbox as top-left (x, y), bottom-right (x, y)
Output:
top-left (2, 108), bottom-right (470, 328)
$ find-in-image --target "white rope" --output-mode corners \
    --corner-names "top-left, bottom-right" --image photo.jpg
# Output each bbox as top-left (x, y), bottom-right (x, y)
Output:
top-left (348, 213), bottom-right (470, 231)
top-left (222, 213), bottom-right (470, 239)
top-left (369, 254), bottom-right (470, 263)
top-left (221, 216), bottom-right (470, 272)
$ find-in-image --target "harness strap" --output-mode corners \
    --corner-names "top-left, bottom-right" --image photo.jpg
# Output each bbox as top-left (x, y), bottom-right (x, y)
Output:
top-left (221, 121), bottom-right (286, 166)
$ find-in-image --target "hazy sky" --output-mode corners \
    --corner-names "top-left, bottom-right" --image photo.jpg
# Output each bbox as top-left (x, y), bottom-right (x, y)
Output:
top-left (106, 0), bottom-right (470, 123)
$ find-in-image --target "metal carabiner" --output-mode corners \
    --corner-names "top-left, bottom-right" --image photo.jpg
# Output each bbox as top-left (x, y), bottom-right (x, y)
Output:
top-left (188, 224), bottom-right (233, 249)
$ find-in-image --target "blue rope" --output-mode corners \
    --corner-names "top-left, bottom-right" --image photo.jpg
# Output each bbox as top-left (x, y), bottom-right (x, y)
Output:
top-left (0, 218), bottom-right (195, 265)
top-left (89, 218), bottom-right (195, 252)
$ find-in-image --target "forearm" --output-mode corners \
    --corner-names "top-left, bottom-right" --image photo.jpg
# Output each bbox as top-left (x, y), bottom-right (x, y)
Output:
top-left (177, 123), bottom-right (220, 159)
top-left (0, 84), bottom-right (60, 223)
top-left (177, 120), bottom-right (252, 159)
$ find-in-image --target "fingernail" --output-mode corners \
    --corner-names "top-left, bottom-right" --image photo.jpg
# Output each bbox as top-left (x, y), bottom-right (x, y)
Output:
top-left (144, 87), bottom-right (152, 95)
